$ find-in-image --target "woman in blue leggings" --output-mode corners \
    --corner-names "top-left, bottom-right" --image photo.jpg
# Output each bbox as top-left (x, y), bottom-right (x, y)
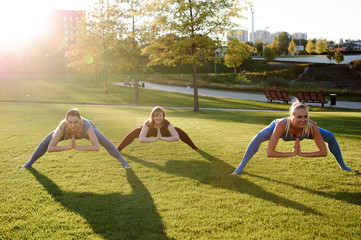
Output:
top-left (232, 101), bottom-right (356, 175)
top-left (21, 108), bottom-right (131, 169)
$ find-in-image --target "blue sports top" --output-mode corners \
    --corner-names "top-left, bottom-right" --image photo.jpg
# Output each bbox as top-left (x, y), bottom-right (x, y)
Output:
top-left (272, 118), bottom-right (312, 141)
top-left (59, 118), bottom-right (92, 140)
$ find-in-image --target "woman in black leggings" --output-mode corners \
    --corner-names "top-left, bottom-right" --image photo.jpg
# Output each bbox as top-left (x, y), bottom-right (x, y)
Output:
top-left (117, 106), bottom-right (198, 151)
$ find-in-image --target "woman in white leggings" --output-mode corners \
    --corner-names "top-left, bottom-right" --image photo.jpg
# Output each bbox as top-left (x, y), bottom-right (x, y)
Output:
top-left (21, 108), bottom-right (131, 169)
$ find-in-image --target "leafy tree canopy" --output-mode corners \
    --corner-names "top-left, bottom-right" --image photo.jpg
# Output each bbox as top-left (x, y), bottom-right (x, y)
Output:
top-left (334, 50), bottom-right (344, 64)
top-left (277, 31), bottom-right (290, 55)
top-left (263, 46), bottom-right (276, 62)
top-left (288, 40), bottom-right (296, 54)
top-left (315, 38), bottom-right (328, 54)
top-left (224, 38), bottom-right (253, 73)
top-left (305, 40), bottom-right (315, 55)
top-left (143, 0), bottom-right (248, 111)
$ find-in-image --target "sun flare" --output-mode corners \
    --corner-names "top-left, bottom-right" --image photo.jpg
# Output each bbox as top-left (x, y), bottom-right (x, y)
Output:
top-left (0, 0), bottom-right (93, 55)
top-left (0, 2), bottom-right (58, 52)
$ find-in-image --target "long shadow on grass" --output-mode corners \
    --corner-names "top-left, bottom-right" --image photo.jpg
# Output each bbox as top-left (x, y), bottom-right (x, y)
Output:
top-left (28, 168), bottom-right (169, 240)
top-left (123, 151), bottom-right (320, 215)
top-left (247, 173), bottom-right (361, 206)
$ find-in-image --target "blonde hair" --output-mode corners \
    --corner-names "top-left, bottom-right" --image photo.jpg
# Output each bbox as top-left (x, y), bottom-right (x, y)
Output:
top-left (65, 108), bottom-right (81, 119)
top-left (285, 100), bottom-right (313, 138)
top-left (147, 106), bottom-right (166, 127)
top-left (56, 108), bottom-right (82, 140)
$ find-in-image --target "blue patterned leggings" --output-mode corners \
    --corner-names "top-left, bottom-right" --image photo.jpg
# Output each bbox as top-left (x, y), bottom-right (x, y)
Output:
top-left (233, 122), bottom-right (351, 173)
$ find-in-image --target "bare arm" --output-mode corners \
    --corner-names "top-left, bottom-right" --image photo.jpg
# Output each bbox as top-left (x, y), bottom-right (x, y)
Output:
top-left (159, 123), bottom-right (180, 142)
top-left (266, 121), bottom-right (298, 157)
top-left (47, 124), bottom-right (74, 152)
top-left (297, 122), bottom-right (327, 157)
top-left (73, 126), bottom-right (100, 151)
top-left (138, 124), bottom-right (159, 143)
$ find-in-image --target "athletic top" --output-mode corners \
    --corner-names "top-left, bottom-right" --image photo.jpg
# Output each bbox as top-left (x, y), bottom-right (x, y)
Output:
top-left (272, 118), bottom-right (313, 141)
top-left (145, 119), bottom-right (171, 137)
top-left (59, 118), bottom-right (93, 140)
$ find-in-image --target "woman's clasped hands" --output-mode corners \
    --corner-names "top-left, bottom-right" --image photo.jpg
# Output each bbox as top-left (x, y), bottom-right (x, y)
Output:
top-left (292, 138), bottom-right (307, 157)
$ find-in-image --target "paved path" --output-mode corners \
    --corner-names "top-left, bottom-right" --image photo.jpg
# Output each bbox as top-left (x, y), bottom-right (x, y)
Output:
top-left (253, 54), bottom-right (361, 64)
top-left (115, 81), bottom-right (361, 110)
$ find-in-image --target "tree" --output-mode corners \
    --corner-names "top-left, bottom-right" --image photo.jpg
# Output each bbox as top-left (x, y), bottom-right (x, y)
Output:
top-left (115, 0), bottom-right (150, 104)
top-left (224, 39), bottom-right (253, 73)
top-left (288, 40), bottom-right (296, 55)
top-left (315, 38), bottom-right (328, 55)
top-left (270, 37), bottom-right (279, 55)
top-left (254, 40), bottom-right (263, 56)
top-left (277, 32), bottom-right (290, 55)
top-left (346, 45), bottom-right (354, 51)
top-left (67, 15), bottom-right (102, 86)
top-left (68, 0), bottom-right (124, 94)
top-left (294, 38), bottom-right (308, 48)
top-left (326, 46), bottom-right (334, 63)
top-left (143, 0), bottom-right (247, 111)
top-left (263, 45), bottom-right (276, 62)
top-left (305, 40), bottom-right (315, 55)
top-left (334, 50), bottom-right (344, 64)
top-left (245, 41), bottom-right (254, 48)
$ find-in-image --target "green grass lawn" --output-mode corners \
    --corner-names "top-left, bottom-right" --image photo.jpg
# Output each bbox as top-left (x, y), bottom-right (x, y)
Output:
top-left (0, 73), bottom-right (292, 110)
top-left (0, 73), bottom-right (357, 112)
top-left (0, 73), bottom-right (360, 239)
top-left (1, 103), bottom-right (360, 239)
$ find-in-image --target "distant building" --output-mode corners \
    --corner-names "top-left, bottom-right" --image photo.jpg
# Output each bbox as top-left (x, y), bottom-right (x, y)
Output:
top-left (344, 40), bottom-right (361, 51)
top-left (292, 32), bottom-right (307, 40)
top-left (250, 30), bottom-right (271, 44)
top-left (250, 31), bottom-right (307, 45)
top-left (271, 31), bottom-right (283, 39)
top-left (227, 29), bottom-right (248, 43)
top-left (44, 10), bottom-right (85, 57)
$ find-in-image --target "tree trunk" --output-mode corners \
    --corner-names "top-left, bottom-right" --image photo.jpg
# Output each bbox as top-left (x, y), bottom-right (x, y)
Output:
top-left (134, 67), bottom-right (139, 104)
top-left (192, 63), bottom-right (199, 112)
top-left (104, 66), bottom-right (109, 95)
top-left (131, 11), bottom-right (139, 104)
top-left (96, 71), bottom-right (99, 87)
top-left (234, 67), bottom-right (237, 74)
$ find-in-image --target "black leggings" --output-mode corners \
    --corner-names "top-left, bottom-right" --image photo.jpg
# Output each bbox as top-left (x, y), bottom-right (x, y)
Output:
top-left (117, 126), bottom-right (198, 151)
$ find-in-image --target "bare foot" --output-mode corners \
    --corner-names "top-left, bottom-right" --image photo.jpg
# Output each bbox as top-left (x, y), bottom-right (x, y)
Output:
top-left (350, 169), bottom-right (360, 174)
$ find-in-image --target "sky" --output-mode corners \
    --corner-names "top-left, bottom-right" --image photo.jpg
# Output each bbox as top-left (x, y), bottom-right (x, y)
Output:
top-left (241, 0), bottom-right (361, 42)
top-left (0, 0), bottom-right (360, 52)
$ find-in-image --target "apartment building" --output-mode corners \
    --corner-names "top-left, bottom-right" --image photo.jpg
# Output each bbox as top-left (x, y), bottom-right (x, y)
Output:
top-left (227, 29), bottom-right (248, 43)
top-left (250, 31), bottom-right (307, 44)
top-left (44, 10), bottom-right (85, 57)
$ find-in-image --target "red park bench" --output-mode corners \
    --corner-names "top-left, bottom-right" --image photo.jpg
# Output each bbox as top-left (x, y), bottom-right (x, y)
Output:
top-left (264, 90), bottom-right (291, 104)
top-left (296, 92), bottom-right (328, 107)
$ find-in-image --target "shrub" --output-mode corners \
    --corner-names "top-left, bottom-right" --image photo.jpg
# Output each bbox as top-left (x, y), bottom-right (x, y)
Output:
top-left (353, 60), bottom-right (361, 71)
top-left (199, 73), bottom-right (251, 85)
top-left (259, 76), bottom-right (290, 87)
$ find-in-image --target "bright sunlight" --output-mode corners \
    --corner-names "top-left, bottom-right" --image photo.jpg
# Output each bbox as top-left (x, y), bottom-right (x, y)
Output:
top-left (0, 2), bottom-right (52, 52)
top-left (0, 0), bottom-right (90, 53)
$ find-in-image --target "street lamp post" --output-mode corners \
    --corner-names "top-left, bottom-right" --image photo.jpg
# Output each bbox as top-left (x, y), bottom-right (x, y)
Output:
top-left (66, 50), bottom-right (69, 81)
top-left (264, 26), bottom-right (269, 44)
top-left (250, 5), bottom-right (254, 44)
